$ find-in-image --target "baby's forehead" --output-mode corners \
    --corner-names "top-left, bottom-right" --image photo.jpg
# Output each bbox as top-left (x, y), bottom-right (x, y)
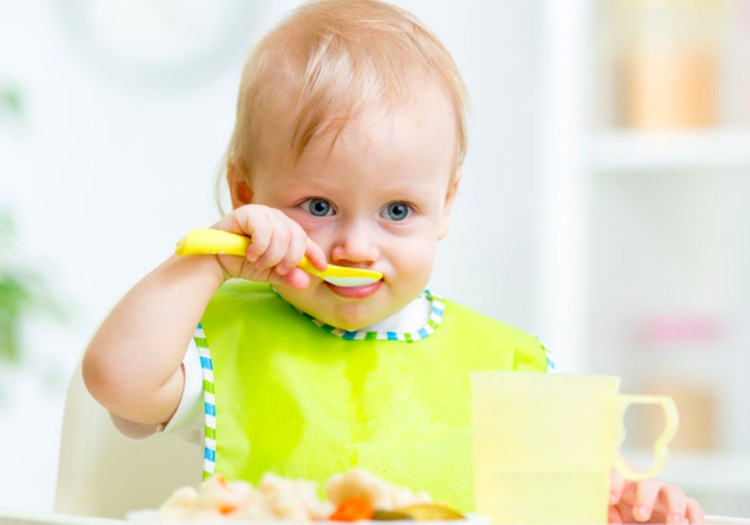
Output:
top-left (289, 79), bottom-right (456, 149)
top-left (325, 89), bottom-right (453, 135)
top-left (283, 99), bottom-right (456, 182)
top-left (229, 0), bottom-right (468, 176)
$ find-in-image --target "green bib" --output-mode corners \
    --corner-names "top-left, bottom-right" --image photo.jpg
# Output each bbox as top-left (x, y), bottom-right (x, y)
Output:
top-left (195, 280), bottom-right (548, 511)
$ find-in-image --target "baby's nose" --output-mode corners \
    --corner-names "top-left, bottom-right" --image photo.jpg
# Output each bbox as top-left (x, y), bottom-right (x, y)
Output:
top-left (330, 222), bottom-right (379, 265)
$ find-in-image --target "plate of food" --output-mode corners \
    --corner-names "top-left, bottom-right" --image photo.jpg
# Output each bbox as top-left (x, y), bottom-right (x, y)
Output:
top-left (126, 468), bottom-right (487, 524)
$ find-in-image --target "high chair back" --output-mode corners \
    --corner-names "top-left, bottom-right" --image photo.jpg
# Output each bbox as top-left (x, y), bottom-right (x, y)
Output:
top-left (54, 362), bottom-right (202, 518)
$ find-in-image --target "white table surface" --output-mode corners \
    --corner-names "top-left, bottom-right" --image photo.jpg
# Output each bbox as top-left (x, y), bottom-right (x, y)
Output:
top-left (1, 509), bottom-right (749, 525)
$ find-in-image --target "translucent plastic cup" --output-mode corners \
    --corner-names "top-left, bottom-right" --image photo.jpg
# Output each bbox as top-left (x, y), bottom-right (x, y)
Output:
top-left (470, 372), bottom-right (678, 524)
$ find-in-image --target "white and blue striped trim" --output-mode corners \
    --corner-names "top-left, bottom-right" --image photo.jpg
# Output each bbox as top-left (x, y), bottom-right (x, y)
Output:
top-left (300, 290), bottom-right (444, 343)
top-left (534, 335), bottom-right (555, 371)
top-left (193, 324), bottom-right (216, 480)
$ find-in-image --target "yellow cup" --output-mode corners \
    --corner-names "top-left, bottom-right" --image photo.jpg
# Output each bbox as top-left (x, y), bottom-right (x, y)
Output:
top-left (470, 372), bottom-right (678, 524)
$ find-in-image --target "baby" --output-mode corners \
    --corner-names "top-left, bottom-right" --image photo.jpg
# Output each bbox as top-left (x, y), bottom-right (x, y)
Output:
top-left (82, 1), bottom-right (702, 522)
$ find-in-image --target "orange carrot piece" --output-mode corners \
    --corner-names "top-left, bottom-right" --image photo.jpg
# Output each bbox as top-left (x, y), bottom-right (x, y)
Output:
top-left (330, 496), bottom-right (374, 522)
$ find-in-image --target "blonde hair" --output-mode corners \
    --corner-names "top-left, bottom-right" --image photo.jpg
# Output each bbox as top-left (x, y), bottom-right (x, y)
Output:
top-left (225, 0), bottom-right (468, 188)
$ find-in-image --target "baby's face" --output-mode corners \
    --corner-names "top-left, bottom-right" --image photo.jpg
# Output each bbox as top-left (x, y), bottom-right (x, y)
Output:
top-left (249, 90), bottom-right (459, 330)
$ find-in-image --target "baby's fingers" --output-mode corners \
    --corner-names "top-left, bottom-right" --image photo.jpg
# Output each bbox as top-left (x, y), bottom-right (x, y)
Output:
top-left (609, 469), bottom-right (627, 506)
top-left (211, 205), bottom-right (273, 262)
top-left (686, 498), bottom-right (704, 524)
top-left (236, 208), bottom-right (307, 275)
top-left (245, 209), bottom-right (295, 269)
top-left (304, 237), bottom-right (328, 272)
top-left (660, 484), bottom-right (689, 524)
top-left (633, 479), bottom-right (664, 522)
top-left (273, 220), bottom-right (311, 275)
top-left (608, 505), bottom-right (625, 524)
top-left (213, 204), bottom-right (318, 283)
top-left (277, 236), bottom-right (325, 288)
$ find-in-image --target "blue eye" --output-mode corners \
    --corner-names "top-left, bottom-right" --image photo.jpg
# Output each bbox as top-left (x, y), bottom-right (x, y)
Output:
top-left (381, 202), bottom-right (411, 221)
top-left (301, 198), bottom-right (334, 217)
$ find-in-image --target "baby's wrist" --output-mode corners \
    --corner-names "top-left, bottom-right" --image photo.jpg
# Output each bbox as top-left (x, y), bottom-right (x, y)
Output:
top-left (213, 253), bottom-right (239, 283)
top-left (163, 252), bottom-right (228, 290)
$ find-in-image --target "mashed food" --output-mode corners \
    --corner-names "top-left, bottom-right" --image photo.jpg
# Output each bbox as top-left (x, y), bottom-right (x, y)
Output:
top-left (155, 468), bottom-right (434, 522)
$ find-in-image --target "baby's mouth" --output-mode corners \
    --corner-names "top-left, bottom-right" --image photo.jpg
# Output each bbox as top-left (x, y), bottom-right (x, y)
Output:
top-left (325, 279), bottom-right (383, 299)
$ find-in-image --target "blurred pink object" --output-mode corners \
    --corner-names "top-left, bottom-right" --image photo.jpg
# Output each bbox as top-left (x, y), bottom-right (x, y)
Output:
top-left (638, 315), bottom-right (723, 343)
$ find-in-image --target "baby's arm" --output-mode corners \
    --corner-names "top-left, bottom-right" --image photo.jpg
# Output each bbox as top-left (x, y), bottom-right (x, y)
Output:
top-left (83, 253), bottom-right (224, 426)
top-left (82, 204), bottom-right (327, 427)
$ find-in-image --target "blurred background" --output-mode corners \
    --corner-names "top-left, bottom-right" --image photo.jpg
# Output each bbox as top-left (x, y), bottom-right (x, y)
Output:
top-left (1, 0), bottom-right (749, 517)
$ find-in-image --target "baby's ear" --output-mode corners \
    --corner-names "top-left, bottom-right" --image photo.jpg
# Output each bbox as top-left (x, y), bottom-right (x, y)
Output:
top-left (227, 160), bottom-right (253, 209)
top-left (438, 168), bottom-right (462, 239)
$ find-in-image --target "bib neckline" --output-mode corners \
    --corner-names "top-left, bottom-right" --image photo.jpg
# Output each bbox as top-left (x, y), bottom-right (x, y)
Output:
top-left (294, 290), bottom-right (445, 343)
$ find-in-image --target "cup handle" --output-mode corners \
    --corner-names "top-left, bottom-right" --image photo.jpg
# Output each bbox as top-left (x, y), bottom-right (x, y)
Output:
top-left (613, 394), bottom-right (679, 481)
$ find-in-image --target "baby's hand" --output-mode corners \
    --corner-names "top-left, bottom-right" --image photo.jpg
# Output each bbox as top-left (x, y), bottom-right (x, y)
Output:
top-left (211, 204), bottom-right (327, 288)
top-left (609, 469), bottom-right (704, 524)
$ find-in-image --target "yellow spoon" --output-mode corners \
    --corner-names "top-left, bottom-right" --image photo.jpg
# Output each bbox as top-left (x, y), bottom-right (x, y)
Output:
top-left (175, 228), bottom-right (383, 288)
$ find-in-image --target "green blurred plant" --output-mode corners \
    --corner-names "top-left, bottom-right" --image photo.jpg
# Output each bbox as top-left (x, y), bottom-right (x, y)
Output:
top-left (0, 85), bottom-right (23, 125)
top-left (0, 213), bottom-right (57, 366)
top-left (0, 83), bottom-right (60, 368)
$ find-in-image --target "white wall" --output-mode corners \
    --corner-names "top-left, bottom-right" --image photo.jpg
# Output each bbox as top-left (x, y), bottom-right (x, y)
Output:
top-left (0, 0), bottom-right (545, 512)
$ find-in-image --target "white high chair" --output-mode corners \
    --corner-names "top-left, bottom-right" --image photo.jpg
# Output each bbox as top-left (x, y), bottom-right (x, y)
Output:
top-left (54, 362), bottom-right (202, 518)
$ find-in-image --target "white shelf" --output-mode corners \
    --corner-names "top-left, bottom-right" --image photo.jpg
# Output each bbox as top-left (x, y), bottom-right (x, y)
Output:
top-left (542, 0), bottom-right (750, 514)
top-left (587, 130), bottom-right (750, 172)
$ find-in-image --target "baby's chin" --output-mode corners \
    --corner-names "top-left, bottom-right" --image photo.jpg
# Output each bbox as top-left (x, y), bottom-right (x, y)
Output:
top-left (308, 308), bottom-right (384, 332)
top-left (299, 302), bottom-right (392, 332)
top-left (275, 282), bottom-right (412, 332)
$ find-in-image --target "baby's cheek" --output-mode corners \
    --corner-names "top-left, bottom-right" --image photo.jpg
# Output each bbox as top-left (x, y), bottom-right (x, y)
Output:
top-left (394, 252), bottom-right (433, 292)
